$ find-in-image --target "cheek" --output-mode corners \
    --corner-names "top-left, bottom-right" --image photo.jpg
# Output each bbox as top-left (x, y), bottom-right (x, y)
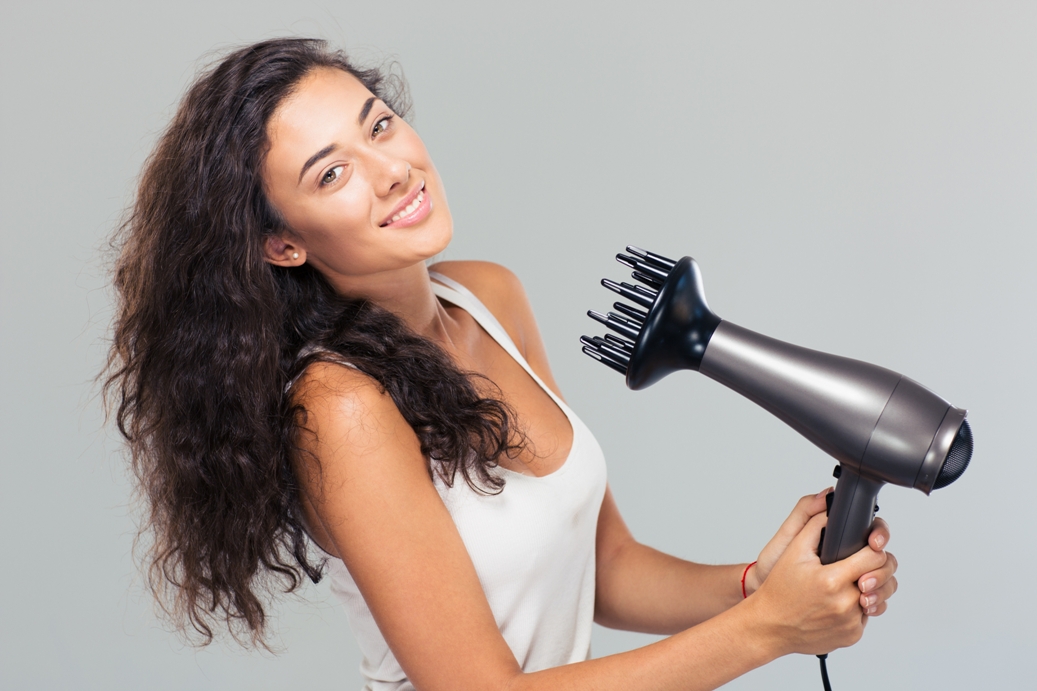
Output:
top-left (303, 193), bottom-right (394, 270)
top-left (290, 185), bottom-right (373, 240)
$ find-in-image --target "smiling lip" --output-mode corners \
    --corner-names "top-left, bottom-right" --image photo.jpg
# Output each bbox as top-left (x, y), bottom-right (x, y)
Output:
top-left (380, 181), bottom-right (430, 228)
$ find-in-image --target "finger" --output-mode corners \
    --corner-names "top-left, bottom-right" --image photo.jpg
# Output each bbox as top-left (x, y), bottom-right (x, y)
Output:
top-left (788, 511), bottom-right (829, 557)
top-left (860, 576), bottom-right (897, 609)
top-left (859, 551), bottom-right (898, 593)
top-left (833, 540), bottom-right (888, 582)
top-left (775, 489), bottom-right (832, 543)
top-left (862, 600), bottom-right (887, 617)
top-left (804, 487), bottom-right (833, 517)
top-left (868, 517), bottom-right (891, 551)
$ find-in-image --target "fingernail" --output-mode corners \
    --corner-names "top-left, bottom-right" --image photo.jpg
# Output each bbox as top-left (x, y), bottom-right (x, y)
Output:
top-left (861, 578), bottom-right (877, 592)
top-left (864, 594), bottom-right (877, 607)
top-left (817, 487), bottom-right (832, 498)
top-left (866, 605), bottom-right (877, 615)
top-left (875, 535), bottom-right (885, 549)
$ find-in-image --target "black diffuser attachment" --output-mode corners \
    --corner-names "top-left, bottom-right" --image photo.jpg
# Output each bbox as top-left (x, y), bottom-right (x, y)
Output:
top-left (582, 249), bottom-right (722, 388)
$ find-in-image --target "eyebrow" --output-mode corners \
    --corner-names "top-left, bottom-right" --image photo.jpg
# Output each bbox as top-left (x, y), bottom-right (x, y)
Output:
top-left (296, 97), bottom-right (381, 185)
top-left (357, 96), bottom-right (377, 126)
top-left (298, 143), bottom-right (337, 185)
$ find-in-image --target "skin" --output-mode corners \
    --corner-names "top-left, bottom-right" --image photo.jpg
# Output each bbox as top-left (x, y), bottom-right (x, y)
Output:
top-left (260, 67), bottom-right (899, 691)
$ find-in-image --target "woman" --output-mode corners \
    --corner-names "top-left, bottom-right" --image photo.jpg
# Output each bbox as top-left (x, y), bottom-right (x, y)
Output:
top-left (105, 37), bottom-right (898, 690)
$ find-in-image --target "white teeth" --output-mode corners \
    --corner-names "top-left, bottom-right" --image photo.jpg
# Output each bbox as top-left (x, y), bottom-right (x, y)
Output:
top-left (388, 188), bottom-right (425, 224)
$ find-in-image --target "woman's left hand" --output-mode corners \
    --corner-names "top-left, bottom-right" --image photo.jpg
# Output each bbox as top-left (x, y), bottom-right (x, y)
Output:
top-left (745, 488), bottom-right (898, 616)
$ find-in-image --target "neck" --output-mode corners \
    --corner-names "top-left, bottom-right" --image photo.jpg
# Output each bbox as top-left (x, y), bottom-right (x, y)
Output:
top-left (325, 261), bottom-right (455, 344)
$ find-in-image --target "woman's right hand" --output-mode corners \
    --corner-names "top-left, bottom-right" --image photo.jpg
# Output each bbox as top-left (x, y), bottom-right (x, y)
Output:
top-left (745, 511), bottom-right (889, 656)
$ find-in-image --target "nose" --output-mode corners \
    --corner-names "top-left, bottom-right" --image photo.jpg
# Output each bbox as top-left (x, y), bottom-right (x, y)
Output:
top-left (370, 149), bottom-right (411, 197)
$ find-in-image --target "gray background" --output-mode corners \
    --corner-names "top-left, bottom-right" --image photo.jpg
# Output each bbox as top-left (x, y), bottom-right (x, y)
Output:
top-left (2, 1), bottom-right (1034, 689)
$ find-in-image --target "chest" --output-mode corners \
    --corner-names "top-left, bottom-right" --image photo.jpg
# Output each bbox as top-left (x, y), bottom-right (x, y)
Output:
top-left (433, 412), bottom-right (608, 602)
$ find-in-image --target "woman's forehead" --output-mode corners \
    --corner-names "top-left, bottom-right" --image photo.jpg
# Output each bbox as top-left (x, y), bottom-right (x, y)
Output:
top-left (273, 68), bottom-right (373, 137)
top-left (265, 69), bottom-right (376, 182)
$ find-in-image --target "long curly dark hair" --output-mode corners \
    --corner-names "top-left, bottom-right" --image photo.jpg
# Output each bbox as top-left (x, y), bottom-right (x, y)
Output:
top-left (103, 37), bottom-right (522, 647)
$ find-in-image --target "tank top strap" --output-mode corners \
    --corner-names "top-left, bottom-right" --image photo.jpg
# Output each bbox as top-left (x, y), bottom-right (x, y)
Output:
top-left (284, 344), bottom-right (358, 394)
top-left (428, 271), bottom-right (513, 340)
top-left (428, 271), bottom-right (569, 414)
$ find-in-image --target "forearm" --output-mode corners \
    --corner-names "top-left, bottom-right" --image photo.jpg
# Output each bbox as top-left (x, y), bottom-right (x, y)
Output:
top-left (509, 597), bottom-right (780, 691)
top-left (595, 540), bottom-right (749, 634)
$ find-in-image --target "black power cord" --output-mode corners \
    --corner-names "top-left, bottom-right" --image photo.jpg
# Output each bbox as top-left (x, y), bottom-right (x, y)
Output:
top-left (818, 654), bottom-right (833, 691)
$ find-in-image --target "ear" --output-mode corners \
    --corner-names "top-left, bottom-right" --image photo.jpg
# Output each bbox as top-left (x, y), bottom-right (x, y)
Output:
top-left (263, 234), bottom-right (306, 267)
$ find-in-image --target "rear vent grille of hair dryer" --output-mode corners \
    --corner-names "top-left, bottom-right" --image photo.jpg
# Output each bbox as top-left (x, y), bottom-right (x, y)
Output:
top-left (934, 418), bottom-right (973, 490)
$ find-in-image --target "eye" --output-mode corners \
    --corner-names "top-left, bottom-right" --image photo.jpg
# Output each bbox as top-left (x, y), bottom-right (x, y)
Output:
top-left (372, 115), bottom-right (394, 137)
top-left (321, 164), bottom-right (345, 187)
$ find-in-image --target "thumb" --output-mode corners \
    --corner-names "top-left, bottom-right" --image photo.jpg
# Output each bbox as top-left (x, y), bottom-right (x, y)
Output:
top-left (788, 511), bottom-right (829, 559)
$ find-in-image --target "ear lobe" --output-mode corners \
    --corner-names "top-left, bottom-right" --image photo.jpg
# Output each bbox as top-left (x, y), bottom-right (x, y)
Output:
top-left (263, 234), bottom-right (305, 267)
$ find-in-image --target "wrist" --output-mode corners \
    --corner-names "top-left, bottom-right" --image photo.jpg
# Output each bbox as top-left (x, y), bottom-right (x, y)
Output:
top-left (740, 562), bottom-right (756, 599)
top-left (742, 562), bottom-right (763, 597)
top-left (733, 593), bottom-right (789, 663)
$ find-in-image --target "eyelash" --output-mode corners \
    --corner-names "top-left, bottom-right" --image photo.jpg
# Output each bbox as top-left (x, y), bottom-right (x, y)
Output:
top-left (319, 115), bottom-right (395, 188)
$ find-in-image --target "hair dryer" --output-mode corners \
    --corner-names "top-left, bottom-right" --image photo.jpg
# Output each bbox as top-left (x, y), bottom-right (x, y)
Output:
top-left (581, 246), bottom-right (973, 565)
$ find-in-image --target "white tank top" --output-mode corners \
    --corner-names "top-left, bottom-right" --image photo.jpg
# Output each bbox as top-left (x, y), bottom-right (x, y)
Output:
top-left (320, 272), bottom-right (608, 691)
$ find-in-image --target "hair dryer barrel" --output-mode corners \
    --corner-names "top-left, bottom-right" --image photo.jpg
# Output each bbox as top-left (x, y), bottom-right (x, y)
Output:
top-left (699, 321), bottom-right (966, 495)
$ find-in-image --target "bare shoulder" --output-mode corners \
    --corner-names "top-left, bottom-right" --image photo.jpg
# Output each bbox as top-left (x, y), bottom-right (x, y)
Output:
top-left (290, 360), bottom-right (421, 466)
top-left (292, 360), bottom-right (388, 422)
top-left (428, 260), bottom-right (532, 351)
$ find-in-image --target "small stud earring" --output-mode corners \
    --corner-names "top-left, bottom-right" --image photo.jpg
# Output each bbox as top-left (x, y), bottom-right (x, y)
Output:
top-left (292, 252), bottom-right (299, 260)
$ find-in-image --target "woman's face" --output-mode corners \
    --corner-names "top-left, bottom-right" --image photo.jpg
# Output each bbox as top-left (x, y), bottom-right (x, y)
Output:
top-left (262, 67), bottom-right (452, 284)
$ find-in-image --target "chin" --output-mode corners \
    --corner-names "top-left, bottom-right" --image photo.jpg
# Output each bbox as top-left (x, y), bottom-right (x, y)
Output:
top-left (417, 213), bottom-right (453, 259)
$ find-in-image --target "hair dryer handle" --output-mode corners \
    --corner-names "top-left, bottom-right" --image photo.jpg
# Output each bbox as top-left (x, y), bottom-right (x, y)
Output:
top-left (820, 467), bottom-right (884, 565)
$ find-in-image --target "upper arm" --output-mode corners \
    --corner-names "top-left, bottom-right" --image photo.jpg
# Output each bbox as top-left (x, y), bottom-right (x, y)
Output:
top-left (292, 363), bottom-right (520, 691)
top-left (429, 260), bottom-right (565, 400)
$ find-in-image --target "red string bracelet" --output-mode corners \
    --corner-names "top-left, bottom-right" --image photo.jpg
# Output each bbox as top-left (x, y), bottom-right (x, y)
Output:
top-left (741, 561), bottom-right (757, 599)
